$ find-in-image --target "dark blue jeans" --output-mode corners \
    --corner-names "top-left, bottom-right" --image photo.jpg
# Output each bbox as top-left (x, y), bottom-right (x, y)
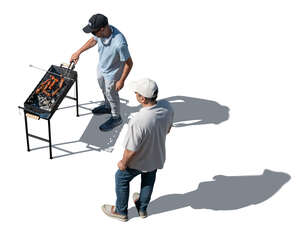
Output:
top-left (115, 168), bottom-right (157, 215)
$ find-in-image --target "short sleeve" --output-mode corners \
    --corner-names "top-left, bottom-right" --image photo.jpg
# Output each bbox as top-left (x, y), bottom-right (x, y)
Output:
top-left (93, 35), bottom-right (99, 42)
top-left (118, 43), bottom-right (131, 62)
top-left (123, 120), bottom-right (143, 152)
top-left (170, 105), bottom-right (175, 125)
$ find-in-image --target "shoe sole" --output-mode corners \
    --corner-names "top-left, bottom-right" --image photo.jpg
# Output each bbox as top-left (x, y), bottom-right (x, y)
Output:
top-left (92, 112), bottom-right (111, 115)
top-left (92, 110), bottom-right (111, 115)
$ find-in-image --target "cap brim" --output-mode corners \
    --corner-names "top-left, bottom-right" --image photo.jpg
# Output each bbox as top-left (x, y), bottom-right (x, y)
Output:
top-left (128, 81), bottom-right (139, 93)
top-left (128, 80), bottom-right (152, 98)
top-left (82, 25), bottom-right (93, 33)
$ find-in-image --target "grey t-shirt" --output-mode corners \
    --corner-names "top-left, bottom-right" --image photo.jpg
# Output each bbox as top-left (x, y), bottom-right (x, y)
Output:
top-left (123, 100), bottom-right (174, 172)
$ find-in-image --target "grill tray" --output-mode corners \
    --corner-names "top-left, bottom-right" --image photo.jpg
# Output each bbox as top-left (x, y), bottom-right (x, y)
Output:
top-left (24, 65), bottom-right (77, 119)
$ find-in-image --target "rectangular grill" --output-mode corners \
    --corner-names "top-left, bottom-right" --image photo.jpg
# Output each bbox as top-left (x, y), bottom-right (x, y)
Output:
top-left (19, 63), bottom-right (79, 159)
top-left (24, 64), bottom-right (77, 119)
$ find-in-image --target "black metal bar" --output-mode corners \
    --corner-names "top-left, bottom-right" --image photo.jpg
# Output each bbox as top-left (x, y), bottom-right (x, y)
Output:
top-left (24, 113), bottom-right (30, 152)
top-left (78, 106), bottom-right (91, 111)
top-left (29, 64), bottom-right (62, 78)
top-left (75, 78), bottom-right (79, 117)
top-left (28, 134), bottom-right (49, 143)
top-left (65, 96), bottom-right (77, 101)
top-left (48, 119), bottom-right (52, 159)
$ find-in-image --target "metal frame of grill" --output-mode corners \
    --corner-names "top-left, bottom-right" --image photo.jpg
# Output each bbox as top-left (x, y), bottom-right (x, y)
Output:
top-left (19, 63), bottom-right (79, 159)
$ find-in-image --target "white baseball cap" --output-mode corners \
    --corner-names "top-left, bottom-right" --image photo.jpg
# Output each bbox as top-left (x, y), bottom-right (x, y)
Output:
top-left (130, 78), bottom-right (158, 98)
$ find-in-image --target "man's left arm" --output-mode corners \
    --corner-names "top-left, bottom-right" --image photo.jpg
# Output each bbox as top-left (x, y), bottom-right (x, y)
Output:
top-left (115, 57), bottom-right (133, 91)
top-left (118, 148), bottom-right (136, 170)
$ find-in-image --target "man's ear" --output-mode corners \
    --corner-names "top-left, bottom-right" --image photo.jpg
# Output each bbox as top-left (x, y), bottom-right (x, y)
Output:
top-left (140, 96), bottom-right (146, 104)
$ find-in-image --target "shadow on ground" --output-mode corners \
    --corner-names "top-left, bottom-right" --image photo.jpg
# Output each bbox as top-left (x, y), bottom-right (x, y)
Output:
top-left (79, 95), bottom-right (229, 151)
top-left (128, 169), bottom-right (291, 219)
top-left (31, 96), bottom-right (229, 158)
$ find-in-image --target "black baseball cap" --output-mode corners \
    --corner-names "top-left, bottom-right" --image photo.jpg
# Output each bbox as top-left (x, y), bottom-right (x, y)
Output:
top-left (83, 14), bottom-right (108, 33)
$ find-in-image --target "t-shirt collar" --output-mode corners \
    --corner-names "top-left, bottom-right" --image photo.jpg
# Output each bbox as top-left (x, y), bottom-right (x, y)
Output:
top-left (101, 26), bottom-right (114, 46)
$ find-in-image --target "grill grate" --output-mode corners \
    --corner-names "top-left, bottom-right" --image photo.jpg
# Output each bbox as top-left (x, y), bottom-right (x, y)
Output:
top-left (19, 63), bottom-right (79, 159)
top-left (24, 64), bottom-right (77, 119)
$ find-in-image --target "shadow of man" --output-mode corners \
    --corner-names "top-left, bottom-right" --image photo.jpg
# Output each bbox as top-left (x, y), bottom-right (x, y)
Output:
top-left (128, 169), bottom-right (291, 219)
top-left (165, 96), bottom-right (230, 127)
top-left (79, 98), bottom-right (139, 151)
top-left (79, 96), bottom-right (230, 151)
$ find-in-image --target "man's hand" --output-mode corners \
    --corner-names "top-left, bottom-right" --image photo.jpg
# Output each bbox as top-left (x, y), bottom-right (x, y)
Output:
top-left (70, 51), bottom-right (80, 64)
top-left (118, 160), bottom-right (127, 171)
top-left (115, 80), bottom-right (124, 91)
top-left (118, 149), bottom-right (135, 171)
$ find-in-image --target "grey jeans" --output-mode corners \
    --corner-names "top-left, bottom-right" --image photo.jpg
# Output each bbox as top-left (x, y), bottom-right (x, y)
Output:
top-left (97, 68), bottom-right (121, 117)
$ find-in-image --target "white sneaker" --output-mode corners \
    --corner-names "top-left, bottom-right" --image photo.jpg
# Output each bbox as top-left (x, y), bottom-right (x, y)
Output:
top-left (101, 204), bottom-right (128, 222)
top-left (132, 193), bottom-right (148, 218)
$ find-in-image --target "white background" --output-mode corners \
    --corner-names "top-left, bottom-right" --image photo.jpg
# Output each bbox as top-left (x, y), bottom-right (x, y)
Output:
top-left (0, 0), bottom-right (299, 233)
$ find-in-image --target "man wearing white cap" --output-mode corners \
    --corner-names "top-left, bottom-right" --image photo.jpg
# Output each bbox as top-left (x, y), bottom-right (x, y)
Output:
top-left (101, 78), bottom-right (174, 221)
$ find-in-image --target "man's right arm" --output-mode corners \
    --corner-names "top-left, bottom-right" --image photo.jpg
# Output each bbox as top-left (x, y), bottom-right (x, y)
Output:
top-left (70, 37), bottom-right (97, 64)
top-left (118, 148), bottom-right (137, 170)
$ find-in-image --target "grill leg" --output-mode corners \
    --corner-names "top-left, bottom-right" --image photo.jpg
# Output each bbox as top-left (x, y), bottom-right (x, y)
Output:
top-left (24, 113), bottom-right (30, 152)
top-left (48, 119), bottom-right (53, 159)
top-left (75, 79), bottom-right (79, 117)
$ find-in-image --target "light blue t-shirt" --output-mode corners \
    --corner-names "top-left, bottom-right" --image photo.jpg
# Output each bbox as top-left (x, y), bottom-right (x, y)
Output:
top-left (93, 25), bottom-right (131, 81)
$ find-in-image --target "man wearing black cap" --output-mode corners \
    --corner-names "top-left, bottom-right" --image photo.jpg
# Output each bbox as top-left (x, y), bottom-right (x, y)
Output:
top-left (70, 14), bottom-right (133, 131)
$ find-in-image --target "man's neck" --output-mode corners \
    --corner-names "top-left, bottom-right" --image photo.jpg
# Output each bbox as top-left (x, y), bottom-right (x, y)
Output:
top-left (106, 26), bottom-right (112, 37)
top-left (142, 101), bottom-right (157, 108)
